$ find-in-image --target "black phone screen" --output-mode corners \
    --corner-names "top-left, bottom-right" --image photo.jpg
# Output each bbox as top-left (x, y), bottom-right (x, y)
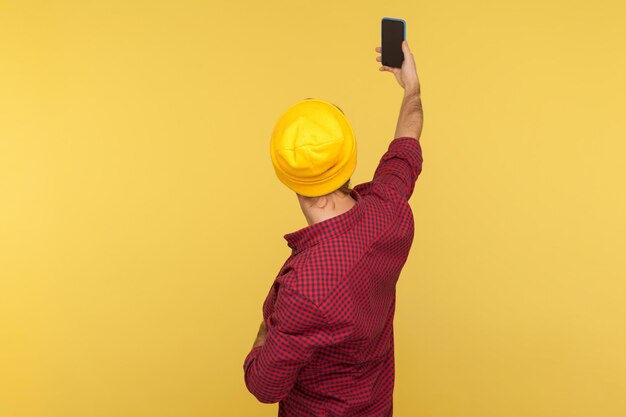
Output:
top-left (381, 19), bottom-right (405, 68)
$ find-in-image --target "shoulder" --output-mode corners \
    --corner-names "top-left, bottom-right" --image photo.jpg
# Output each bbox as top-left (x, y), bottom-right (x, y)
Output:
top-left (353, 180), bottom-right (407, 217)
top-left (279, 247), bottom-right (348, 306)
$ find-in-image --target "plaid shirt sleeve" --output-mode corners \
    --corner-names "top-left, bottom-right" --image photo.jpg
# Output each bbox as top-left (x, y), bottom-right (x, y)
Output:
top-left (243, 282), bottom-right (329, 404)
top-left (373, 136), bottom-right (423, 200)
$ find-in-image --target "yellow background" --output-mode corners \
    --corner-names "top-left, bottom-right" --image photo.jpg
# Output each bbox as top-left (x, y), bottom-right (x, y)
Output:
top-left (1, 0), bottom-right (625, 416)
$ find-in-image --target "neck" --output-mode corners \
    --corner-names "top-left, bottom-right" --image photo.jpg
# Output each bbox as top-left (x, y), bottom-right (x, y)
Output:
top-left (297, 192), bottom-right (357, 226)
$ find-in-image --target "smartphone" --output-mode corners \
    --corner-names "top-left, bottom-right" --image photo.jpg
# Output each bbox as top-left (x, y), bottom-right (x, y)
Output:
top-left (381, 17), bottom-right (406, 68)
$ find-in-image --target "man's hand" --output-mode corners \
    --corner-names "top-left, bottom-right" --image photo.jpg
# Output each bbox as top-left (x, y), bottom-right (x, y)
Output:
top-left (252, 319), bottom-right (268, 349)
top-left (376, 40), bottom-right (420, 95)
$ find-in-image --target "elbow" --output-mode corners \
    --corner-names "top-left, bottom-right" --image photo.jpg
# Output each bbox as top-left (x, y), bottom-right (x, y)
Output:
top-left (245, 374), bottom-right (288, 404)
top-left (243, 350), bottom-right (293, 404)
top-left (255, 392), bottom-right (285, 404)
top-left (247, 383), bottom-right (287, 404)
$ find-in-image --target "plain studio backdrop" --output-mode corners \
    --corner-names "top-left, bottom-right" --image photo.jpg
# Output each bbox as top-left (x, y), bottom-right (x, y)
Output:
top-left (1, 1), bottom-right (625, 416)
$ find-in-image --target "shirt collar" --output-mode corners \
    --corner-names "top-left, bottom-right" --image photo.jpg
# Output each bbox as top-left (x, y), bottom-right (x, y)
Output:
top-left (284, 187), bottom-right (365, 253)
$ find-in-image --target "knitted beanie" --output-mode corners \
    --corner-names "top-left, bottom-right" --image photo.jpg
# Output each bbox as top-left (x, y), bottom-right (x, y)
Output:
top-left (269, 98), bottom-right (357, 197)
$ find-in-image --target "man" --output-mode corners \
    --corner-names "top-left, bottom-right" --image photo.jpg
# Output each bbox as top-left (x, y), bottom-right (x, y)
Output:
top-left (243, 40), bottom-right (423, 416)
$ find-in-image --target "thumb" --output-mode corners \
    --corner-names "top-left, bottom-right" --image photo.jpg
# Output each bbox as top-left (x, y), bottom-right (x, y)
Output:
top-left (402, 40), bottom-right (411, 55)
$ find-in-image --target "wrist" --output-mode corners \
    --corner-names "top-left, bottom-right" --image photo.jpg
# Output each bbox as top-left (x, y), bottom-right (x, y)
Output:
top-left (403, 86), bottom-right (420, 98)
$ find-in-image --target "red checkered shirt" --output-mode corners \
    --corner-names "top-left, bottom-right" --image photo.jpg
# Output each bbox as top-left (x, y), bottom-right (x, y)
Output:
top-left (244, 137), bottom-right (423, 416)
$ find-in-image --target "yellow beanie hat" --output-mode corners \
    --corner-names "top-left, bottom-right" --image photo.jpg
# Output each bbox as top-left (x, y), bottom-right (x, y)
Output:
top-left (270, 98), bottom-right (357, 197)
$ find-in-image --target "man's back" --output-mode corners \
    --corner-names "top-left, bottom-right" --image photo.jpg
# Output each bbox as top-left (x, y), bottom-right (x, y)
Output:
top-left (244, 137), bottom-right (423, 416)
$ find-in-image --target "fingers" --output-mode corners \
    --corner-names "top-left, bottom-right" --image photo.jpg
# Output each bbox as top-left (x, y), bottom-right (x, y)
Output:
top-left (375, 46), bottom-right (381, 62)
top-left (379, 65), bottom-right (399, 74)
top-left (376, 44), bottom-right (412, 63)
top-left (376, 45), bottom-right (404, 74)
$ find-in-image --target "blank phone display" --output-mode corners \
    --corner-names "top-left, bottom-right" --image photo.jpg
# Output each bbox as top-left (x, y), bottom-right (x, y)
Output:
top-left (381, 19), bottom-right (405, 68)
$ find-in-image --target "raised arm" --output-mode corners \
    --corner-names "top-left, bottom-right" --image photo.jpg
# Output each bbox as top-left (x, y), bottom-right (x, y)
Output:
top-left (373, 40), bottom-right (424, 200)
top-left (376, 40), bottom-right (423, 140)
top-left (394, 90), bottom-right (423, 140)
